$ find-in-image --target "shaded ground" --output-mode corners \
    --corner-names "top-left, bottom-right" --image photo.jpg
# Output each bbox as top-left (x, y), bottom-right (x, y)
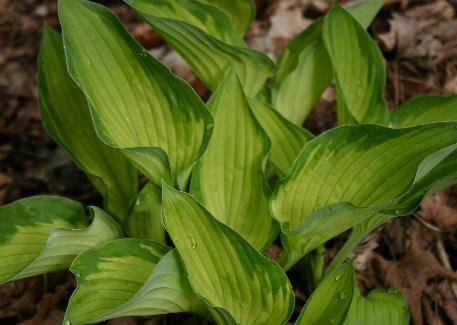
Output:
top-left (1, 0), bottom-right (457, 324)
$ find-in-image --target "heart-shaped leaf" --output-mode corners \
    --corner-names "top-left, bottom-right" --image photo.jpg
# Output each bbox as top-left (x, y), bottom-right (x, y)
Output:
top-left (162, 184), bottom-right (294, 324)
top-left (58, 0), bottom-right (213, 189)
top-left (198, 0), bottom-right (254, 33)
top-left (126, 1), bottom-right (275, 96)
top-left (191, 71), bottom-right (277, 248)
top-left (125, 182), bottom-right (165, 243)
top-left (0, 197), bottom-right (121, 284)
top-left (296, 261), bottom-right (354, 325)
top-left (272, 0), bottom-right (383, 124)
top-left (248, 98), bottom-right (314, 177)
top-left (271, 123), bottom-right (457, 268)
top-left (39, 26), bottom-right (137, 219)
top-left (64, 239), bottom-right (175, 324)
top-left (323, 4), bottom-right (389, 124)
top-left (126, 0), bottom-right (244, 46)
top-left (390, 95), bottom-right (457, 127)
top-left (343, 289), bottom-right (409, 325)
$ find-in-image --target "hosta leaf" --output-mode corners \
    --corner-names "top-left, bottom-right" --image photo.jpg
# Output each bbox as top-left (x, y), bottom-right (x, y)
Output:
top-left (198, 0), bottom-right (254, 33)
top-left (127, 2), bottom-right (275, 96)
top-left (64, 238), bottom-right (171, 324)
top-left (390, 94), bottom-right (457, 127)
top-left (0, 197), bottom-right (121, 284)
top-left (58, 0), bottom-right (213, 189)
top-left (127, 0), bottom-right (244, 46)
top-left (95, 249), bottom-right (207, 320)
top-left (162, 185), bottom-right (294, 325)
top-left (191, 72), bottom-right (277, 248)
top-left (272, 0), bottom-right (383, 124)
top-left (271, 123), bottom-right (457, 268)
top-left (125, 182), bottom-right (165, 243)
top-left (248, 98), bottom-right (314, 177)
top-left (323, 5), bottom-right (389, 124)
top-left (38, 26), bottom-right (137, 219)
top-left (343, 289), bottom-right (409, 325)
top-left (296, 261), bottom-right (354, 325)
top-left (280, 203), bottom-right (381, 270)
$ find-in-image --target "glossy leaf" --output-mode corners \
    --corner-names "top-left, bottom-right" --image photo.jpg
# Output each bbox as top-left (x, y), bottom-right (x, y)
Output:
top-left (198, 0), bottom-right (254, 33)
top-left (323, 5), bottom-right (389, 124)
top-left (0, 197), bottom-right (121, 284)
top-left (64, 238), bottom-right (172, 324)
top-left (272, 0), bottom-right (383, 124)
top-left (191, 72), bottom-right (277, 248)
top-left (248, 98), bottom-right (314, 177)
top-left (125, 182), bottom-right (165, 243)
top-left (58, 0), bottom-right (213, 189)
top-left (296, 261), bottom-right (354, 325)
top-left (390, 94), bottom-right (457, 127)
top-left (127, 2), bottom-right (275, 96)
top-left (162, 185), bottom-right (294, 325)
top-left (271, 123), bottom-right (457, 268)
top-left (126, 0), bottom-right (244, 46)
top-left (38, 26), bottom-right (137, 219)
top-left (344, 289), bottom-right (409, 325)
top-left (96, 249), bottom-right (207, 321)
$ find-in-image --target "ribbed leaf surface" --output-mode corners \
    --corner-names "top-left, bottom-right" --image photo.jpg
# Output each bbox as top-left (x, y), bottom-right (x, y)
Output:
top-left (127, 2), bottom-right (275, 96)
top-left (191, 72), bottom-right (277, 248)
top-left (64, 239), bottom-right (171, 324)
top-left (390, 95), bottom-right (457, 127)
top-left (38, 26), bottom-right (137, 219)
top-left (162, 185), bottom-right (294, 325)
top-left (0, 197), bottom-right (121, 284)
top-left (249, 98), bottom-right (314, 177)
top-left (58, 0), bottom-right (213, 189)
top-left (272, 0), bottom-right (383, 124)
top-left (271, 123), bottom-right (457, 268)
top-left (296, 262), bottom-right (354, 325)
top-left (323, 5), bottom-right (389, 124)
top-left (344, 289), bottom-right (409, 325)
top-left (127, 0), bottom-right (244, 46)
top-left (198, 0), bottom-right (254, 33)
top-left (125, 182), bottom-right (165, 243)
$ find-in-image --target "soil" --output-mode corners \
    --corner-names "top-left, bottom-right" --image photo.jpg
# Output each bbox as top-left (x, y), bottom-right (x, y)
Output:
top-left (1, 0), bottom-right (457, 324)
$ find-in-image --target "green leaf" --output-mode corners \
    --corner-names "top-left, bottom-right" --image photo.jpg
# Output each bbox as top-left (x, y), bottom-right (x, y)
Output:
top-left (93, 249), bottom-right (208, 321)
top-left (390, 95), bottom-right (457, 127)
top-left (38, 26), bottom-right (137, 219)
top-left (191, 72), bottom-right (277, 248)
top-left (271, 123), bottom-right (457, 268)
top-left (64, 238), bottom-right (173, 324)
top-left (126, 0), bottom-right (244, 46)
top-left (248, 98), bottom-right (314, 177)
top-left (198, 0), bottom-right (255, 33)
top-left (162, 184), bottom-right (294, 324)
top-left (272, 0), bottom-right (383, 124)
top-left (125, 182), bottom-right (165, 243)
top-left (344, 289), bottom-right (409, 325)
top-left (296, 261), bottom-right (354, 325)
top-left (58, 0), bottom-right (213, 189)
top-left (127, 1), bottom-right (275, 96)
top-left (323, 5), bottom-right (389, 124)
top-left (0, 197), bottom-right (121, 284)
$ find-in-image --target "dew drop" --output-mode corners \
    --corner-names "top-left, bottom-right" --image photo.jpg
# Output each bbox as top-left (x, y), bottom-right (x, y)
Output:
top-left (188, 234), bottom-right (197, 248)
top-left (205, 123), bottom-right (214, 131)
top-left (334, 275), bottom-right (341, 281)
top-left (139, 49), bottom-right (147, 57)
top-left (339, 291), bottom-right (347, 300)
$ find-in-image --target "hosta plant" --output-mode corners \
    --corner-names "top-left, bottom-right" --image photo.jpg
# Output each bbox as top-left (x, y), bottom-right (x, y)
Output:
top-left (2, 0), bottom-right (457, 324)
